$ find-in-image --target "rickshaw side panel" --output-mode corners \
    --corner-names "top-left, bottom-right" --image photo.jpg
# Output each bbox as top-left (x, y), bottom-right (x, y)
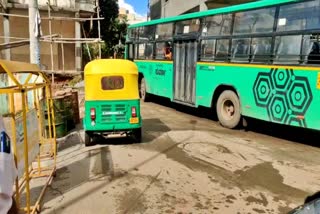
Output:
top-left (83, 99), bottom-right (142, 132)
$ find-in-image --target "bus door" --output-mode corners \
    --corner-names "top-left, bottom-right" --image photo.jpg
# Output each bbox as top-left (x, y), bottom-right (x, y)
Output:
top-left (173, 37), bottom-right (198, 105)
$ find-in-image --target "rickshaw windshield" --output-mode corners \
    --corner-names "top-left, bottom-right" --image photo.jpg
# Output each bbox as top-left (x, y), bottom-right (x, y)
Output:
top-left (84, 59), bottom-right (139, 101)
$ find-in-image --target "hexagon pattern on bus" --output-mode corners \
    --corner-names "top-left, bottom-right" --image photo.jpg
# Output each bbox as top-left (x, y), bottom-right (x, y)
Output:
top-left (253, 68), bottom-right (313, 128)
top-left (287, 76), bottom-right (312, 115)
top-left (271, 68), bottom-right (294, 91)
top-left (253, 72), bottom-right (274, 107)
top-left (267, 94), bottom-right (289, 123)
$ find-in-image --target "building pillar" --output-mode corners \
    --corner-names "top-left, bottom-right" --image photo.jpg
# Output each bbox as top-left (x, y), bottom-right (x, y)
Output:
top-left (75, 12), bottom-right (82, 72)
top-left (28, 0), bottom-right (41, 65)
top-left (3, 12), bottom-right (11, 60)
top-left (161, 0), bottom-right (166, 18)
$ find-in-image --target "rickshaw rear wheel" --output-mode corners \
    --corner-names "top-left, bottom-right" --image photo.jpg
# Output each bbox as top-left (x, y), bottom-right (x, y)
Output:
top-left (140, 78), bottom-right (150, 102)
top-left (84, 131), bottom-right (93, 146)
top-left (132, 128), bottom-right (142, 143)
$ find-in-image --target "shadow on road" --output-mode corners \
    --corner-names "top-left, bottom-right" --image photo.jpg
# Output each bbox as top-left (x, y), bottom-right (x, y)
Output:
top-left (84, 118), bottom-right (171, 146)
top-left (147, 95), bottom-right (320, 148)
top-left (245, 118), bottom-right (320, 147)
top-left (37, 133), bottom-right (188, 213)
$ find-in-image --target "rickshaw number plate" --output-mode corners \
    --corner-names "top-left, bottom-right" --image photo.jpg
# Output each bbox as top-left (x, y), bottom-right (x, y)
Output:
top-left (130, 118), bottom-right (139, 124)
top-left (103, 111), bottom-right (123, 115)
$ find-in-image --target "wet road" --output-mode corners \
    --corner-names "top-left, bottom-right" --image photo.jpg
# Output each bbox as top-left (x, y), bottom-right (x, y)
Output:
top-left (41, 99), bottom-right (320, 214)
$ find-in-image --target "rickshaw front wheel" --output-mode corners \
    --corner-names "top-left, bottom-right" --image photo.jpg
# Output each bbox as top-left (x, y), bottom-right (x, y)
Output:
top-left (133, 128), bottom-right (142, 143)
top-left (84, 131), bottom-right (93, 146)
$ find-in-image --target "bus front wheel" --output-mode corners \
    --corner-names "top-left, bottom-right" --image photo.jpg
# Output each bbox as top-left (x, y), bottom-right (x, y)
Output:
top-left (216, 90), bottom-right (241, 129)
top-left (140, 78), bottom-right (150, 102)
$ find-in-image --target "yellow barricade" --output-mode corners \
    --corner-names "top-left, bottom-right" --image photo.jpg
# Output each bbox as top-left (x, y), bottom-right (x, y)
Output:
top-left (0, 59), bottom-right (57, 214)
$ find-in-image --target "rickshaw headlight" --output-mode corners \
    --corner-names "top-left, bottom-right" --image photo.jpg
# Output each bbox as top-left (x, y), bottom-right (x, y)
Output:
top-left (131, 106), bottom-right (137, 118)
top-left (90, 108), bottom-right (96, 120)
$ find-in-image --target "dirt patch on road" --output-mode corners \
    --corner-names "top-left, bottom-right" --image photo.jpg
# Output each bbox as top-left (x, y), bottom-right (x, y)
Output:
top-left (236, 162), bottom-right (307, 200)
top-left (118, 188), bottom-right (148, 214)
top-left (246, 193), bottom-right (268, 207)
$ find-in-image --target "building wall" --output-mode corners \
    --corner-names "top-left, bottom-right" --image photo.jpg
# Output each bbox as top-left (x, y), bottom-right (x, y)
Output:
top-left (149, 0), bottom-right (256, 19)
top-left (149, 0), bottom-right (161, 20)
top-left (4, 9), bottom-right (76, 71)
top-left (161, 0), bottom-right (207, 17)
top-left (148, 0), bottom-right (207, 19)
top-left (40, 11), bottom-right (76, 71)
top-left (119, 7), bottom-right (146, 24)
top-left (1, 0), bottom-right (95, 72)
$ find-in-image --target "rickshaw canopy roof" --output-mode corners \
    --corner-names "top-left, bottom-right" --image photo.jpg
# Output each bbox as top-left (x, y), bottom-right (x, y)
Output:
top-left (84, 59), bottom-right (138, 75)
top-left (84, 59), bottom-right (139, 101)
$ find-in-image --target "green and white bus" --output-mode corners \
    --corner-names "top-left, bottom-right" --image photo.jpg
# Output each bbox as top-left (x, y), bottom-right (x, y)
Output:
top-left (125, 0), bottom-right (320, 130)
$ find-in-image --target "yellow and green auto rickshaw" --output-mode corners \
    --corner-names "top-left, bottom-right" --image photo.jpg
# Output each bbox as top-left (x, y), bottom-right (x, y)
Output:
top-left (83, 59), bottom-right (142, 146)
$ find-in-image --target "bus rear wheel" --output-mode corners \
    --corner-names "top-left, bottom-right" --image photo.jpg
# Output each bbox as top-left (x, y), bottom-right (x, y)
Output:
top-left (140, 78), bottom-right (150, 102)
top-left (216, 90), bottom-right (241, 129)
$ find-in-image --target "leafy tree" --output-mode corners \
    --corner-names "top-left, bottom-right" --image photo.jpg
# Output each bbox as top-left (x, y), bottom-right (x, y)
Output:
top-left (111, 17), bottom-right (129, 58)
top-left (83, 0), bottom-right (128, 59)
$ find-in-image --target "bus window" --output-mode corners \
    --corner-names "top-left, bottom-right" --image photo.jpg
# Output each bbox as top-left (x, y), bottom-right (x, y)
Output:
top-left (127, 29), bottom-right (133, 42)
top-left (303, 34), bottom-right (320, 64)
top-left (156, 23), bottom-right (173, 40)
top-left (202, 14), bottom-right (232, 36)
top-left (144, 43), bottom-right (154, 59)
top-left (215, 39), bottom-right (230, 61)
top-left (138, 43), bottom-right (146, 59)
top-left (175, 19), bottom-right (200, 35)
top-left (155, 42), bottom-right (172, 60)
top-left (136, 42), bottom-right (154, 60)
top-left (201, 39), bottom-right (215, 61)
top-left (233, 7), bottom-right (275, 35)
top-left (250, 37), bottom-right (272, 63)
top-left (231, 38), bottom-right (250, 62)
top-left (277, 1), bottom-right (320, 32)
top-left (274, 35), bottom-right (302, 64)
top-left (164, 42), bottom-right (172, 60)
top-left (139, 25), bottom-right (156, 42)
top-left (307, 42), bottom-right (320, 64)
top-left (155, 42), bottom-right (166, 59)
top-left (128, 28), bottom-right (139, 42)
top-left (138, 27), bottom-right (144, 41)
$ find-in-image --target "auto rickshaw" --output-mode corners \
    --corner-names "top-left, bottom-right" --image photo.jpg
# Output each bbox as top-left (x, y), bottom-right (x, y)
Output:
top-left (83, 59), bottom-right (142, 146)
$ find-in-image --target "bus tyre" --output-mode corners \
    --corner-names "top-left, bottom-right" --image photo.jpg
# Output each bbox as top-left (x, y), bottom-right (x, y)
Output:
top-left (216, 90), bottom-right (241, 129)
top-left (133, 128), bottom-right (142, 143)
top-left (140, 78), bottom-right (149, 102)
top-left (84, 131), bottom-right (92, 146)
